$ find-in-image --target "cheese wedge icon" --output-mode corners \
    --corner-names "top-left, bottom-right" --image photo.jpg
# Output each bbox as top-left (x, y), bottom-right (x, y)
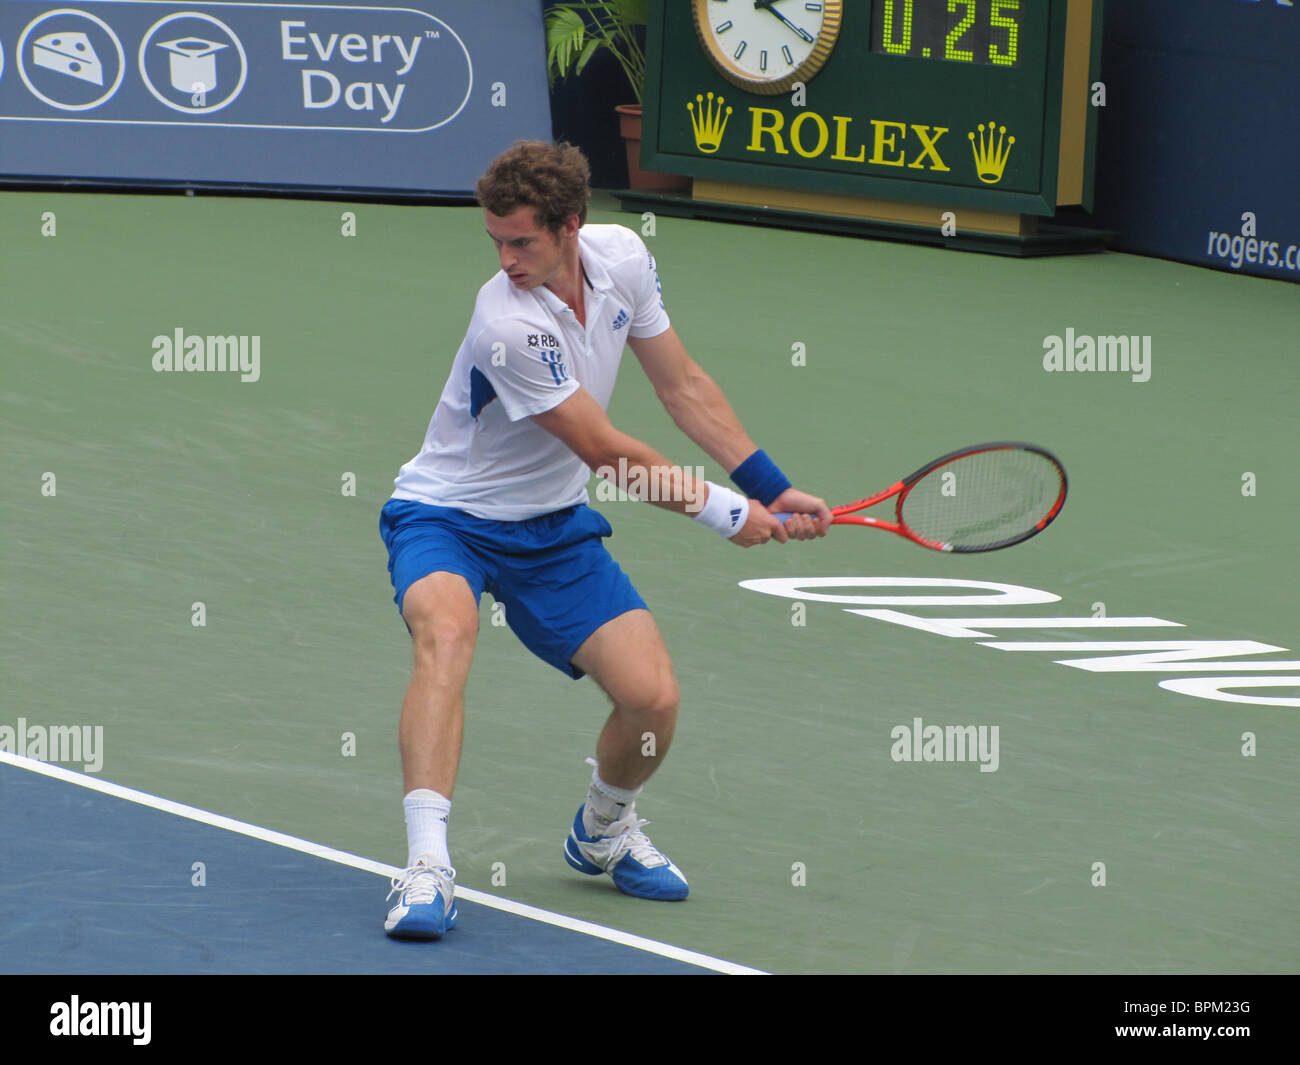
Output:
top-left (33, 31), bottom-right (104, 87)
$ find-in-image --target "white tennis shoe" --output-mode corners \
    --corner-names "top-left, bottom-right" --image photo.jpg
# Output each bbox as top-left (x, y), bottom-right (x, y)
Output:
top-left (385, 861), bottom-right (457, 939)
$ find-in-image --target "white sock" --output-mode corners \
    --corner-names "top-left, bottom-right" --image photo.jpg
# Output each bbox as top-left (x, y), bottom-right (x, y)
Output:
top-left (583, 761), bottom-right (641, 837)
top-left (404, 788), bottom-right (452, 869)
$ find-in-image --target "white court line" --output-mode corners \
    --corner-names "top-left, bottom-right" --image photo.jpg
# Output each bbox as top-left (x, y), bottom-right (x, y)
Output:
top-left (0, 750), bottom-right (766, 975)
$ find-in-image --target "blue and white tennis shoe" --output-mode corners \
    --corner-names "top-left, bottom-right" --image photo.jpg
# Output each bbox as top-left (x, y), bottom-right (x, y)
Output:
top-left (385, 862), bottom-right (458, 939)
top-left (564, 805), bottom-right (689, 901)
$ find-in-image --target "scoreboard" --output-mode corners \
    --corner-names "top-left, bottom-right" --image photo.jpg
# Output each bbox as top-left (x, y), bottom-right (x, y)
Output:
top-left (639, 0), bottom-right (1104, 241)
top-left (870, 0), bottom-right (1025, 68)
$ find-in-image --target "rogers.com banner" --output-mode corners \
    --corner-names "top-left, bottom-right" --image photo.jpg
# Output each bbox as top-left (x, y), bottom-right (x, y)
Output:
top-left (0, 1), bottom-right (551, 194)
top-left (1093, 0), bottom-right (1298, 284)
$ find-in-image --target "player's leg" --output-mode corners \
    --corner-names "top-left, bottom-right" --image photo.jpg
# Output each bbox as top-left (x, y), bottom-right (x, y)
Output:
top-left (563, 609), bottom-right (690, 901)
top-left (379, 498), bottom-right (491, 939)
top-left (570, 608), bottom-right (680, 790)
top-left (384, 569), bottom-right (480, 939)
top-left (398, 569), bottom-right (480, 799)
top-left (488, 504), bottom-right (689, 899)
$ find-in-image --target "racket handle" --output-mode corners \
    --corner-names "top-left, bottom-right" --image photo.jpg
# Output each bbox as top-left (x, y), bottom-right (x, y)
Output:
top-left (776, 512), bottom-right (839, 527)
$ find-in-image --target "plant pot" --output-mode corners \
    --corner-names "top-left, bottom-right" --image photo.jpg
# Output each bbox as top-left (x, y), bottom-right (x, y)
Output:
top-left (616, 105), bottom-right (691, 193)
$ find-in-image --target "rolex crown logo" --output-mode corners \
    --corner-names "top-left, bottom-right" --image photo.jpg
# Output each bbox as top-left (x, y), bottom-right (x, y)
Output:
top-left (687, 91), bottom-right (732, 154)
top-left (968, 120), bottom-right (1015, 184)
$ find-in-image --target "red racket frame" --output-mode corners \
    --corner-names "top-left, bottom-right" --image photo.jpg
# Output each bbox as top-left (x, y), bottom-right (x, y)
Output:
top-left (819, 442), bottom-right (1068, 553)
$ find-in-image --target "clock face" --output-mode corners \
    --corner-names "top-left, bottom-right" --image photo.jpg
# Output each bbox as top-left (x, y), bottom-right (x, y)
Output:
top-left (693, 0), bottom-right (843, 96)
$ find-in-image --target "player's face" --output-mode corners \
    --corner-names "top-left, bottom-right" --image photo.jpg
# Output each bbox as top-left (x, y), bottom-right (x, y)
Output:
top-left (485, 206), bottom-right (574, 290)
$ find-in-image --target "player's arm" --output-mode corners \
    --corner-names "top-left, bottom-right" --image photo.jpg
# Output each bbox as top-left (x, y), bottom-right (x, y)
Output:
top-left (628, 326), bottom-right (830, 538)
top-left (530, 386), bottom-right (786, 546)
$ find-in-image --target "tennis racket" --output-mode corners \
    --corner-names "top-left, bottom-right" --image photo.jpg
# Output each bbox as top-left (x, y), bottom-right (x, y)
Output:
top-left (778, 441), bottom-right (1068, 552)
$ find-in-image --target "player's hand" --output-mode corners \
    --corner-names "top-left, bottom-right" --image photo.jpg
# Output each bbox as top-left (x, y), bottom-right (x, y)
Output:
top-left (768, 488), bottom-right (833, 540)
top-left (727, 499), bottom-right (787, 547)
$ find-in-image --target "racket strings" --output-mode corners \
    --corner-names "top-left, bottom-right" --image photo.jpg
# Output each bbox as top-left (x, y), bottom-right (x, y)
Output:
top-left (899, 448), bottom-right (1063, 550)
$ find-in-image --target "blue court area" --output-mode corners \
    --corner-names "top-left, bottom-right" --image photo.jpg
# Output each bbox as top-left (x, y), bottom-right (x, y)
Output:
top-left (0, 757), bottom-right (725, 975)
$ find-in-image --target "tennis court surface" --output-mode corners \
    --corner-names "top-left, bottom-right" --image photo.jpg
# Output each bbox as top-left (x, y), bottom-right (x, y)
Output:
top-left (2, 190), bottom-right (1297, 974)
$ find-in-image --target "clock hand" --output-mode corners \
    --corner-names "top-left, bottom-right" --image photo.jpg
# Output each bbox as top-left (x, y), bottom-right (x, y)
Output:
top-left (753, 0), bottom-right (815, 44)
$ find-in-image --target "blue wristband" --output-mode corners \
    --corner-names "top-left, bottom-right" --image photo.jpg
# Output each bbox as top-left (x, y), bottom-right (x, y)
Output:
top-left (730, 449), bottom-right (792, 506)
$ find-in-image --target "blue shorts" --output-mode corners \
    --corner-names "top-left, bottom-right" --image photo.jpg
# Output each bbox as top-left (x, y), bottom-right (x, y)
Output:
top-left (379, 498), bottom-right (647, 679)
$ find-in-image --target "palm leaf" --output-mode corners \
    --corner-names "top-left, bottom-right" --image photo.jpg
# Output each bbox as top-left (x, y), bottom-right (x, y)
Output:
top-left (574, 36), bottom-right (602, 77)
top-left (545, 8), bottom-right (588, 86)
top-left (544, 2), bottom-right (648, 102)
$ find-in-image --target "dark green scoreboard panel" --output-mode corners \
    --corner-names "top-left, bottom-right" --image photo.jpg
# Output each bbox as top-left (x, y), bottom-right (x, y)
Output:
top-left (642, 0), bottom-right (1103, 222)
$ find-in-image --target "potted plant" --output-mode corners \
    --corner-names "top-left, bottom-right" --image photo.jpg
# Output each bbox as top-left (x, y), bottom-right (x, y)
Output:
top-left (545, 0), bottom-right (689, 191)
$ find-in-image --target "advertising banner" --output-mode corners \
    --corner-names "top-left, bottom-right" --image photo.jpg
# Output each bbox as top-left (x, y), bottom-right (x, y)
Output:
top-left (1093, 0), bottom-right (1298, 282)
top-left (0, 1), bottom-right (552, 196)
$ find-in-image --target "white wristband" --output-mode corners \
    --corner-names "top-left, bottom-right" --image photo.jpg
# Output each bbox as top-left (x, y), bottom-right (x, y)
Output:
top-left (692, 481), bottom-right (749, 538)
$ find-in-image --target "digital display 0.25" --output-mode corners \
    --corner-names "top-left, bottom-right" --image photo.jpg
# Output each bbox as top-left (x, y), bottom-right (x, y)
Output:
top-left (871, 0), bottom-right (1022, 68)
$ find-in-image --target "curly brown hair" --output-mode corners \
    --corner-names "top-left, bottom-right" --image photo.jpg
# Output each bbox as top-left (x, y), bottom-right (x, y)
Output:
top-left (475, 140), bottom-right (590, 233)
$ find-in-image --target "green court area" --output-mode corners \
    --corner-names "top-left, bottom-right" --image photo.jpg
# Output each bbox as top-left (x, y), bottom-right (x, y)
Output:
top-left (2, 189), bottom-right (1297, 973)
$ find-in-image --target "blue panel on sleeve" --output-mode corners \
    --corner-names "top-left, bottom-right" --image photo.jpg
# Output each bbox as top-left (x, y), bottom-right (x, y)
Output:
top-left (469, 365), bottom-right (498, 418)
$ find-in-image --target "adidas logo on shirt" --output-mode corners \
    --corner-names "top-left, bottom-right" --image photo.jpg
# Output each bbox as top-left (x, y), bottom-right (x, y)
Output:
top-left (611, 309), bottom-right (630, 332)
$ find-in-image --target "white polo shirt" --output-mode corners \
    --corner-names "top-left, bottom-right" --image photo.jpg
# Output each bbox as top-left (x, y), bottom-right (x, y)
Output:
top-left (391, 224), bottom-right (671, 520)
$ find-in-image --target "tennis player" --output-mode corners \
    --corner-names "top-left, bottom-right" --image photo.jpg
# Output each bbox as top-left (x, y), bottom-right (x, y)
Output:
top-left (380, 140), bottom-right (830, 939)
